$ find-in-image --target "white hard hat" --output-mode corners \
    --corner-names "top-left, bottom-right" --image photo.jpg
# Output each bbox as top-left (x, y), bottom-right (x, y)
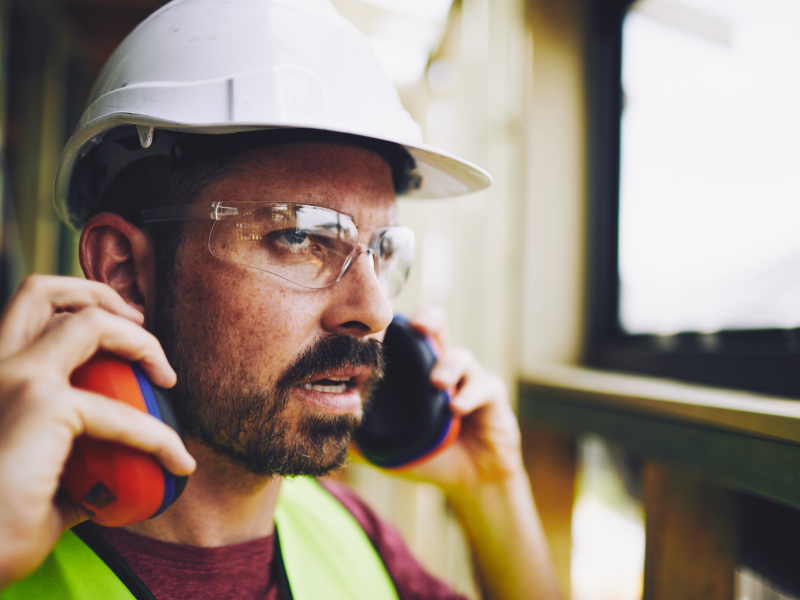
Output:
top-left (55, 0), bottom-right (491, 228)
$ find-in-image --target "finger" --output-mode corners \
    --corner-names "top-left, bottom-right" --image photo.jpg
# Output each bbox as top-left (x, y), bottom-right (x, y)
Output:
top-left (409, 305), bottom-right (451, 350)
top-left (0, 276), bottom-right (143, 360)
top-left (54, 488), bottom-right (93, 531)
top-left (21, 308), bottom-right (176, 388)
top-left (449, 373), bottom-right (508, 416)
top-left (43, 312), bottom-right (72, 334)
top-left (431, 347), bottom-right (477, 390)
top-left (68, 388), bottom-right (196, 476)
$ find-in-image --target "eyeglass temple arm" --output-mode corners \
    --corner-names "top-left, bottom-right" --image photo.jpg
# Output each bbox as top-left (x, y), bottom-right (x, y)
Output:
top-left (140, 202), bottom-right (239, 224)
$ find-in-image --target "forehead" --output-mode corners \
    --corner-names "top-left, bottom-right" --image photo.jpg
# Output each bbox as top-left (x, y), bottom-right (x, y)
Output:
top-left (199, 141), bottom-right (398, 224)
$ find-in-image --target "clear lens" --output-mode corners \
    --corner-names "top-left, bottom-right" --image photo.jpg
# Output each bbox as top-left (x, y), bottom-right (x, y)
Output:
top-left (207, 202), bottom-right (414, 295)
top-left (209, 203), bottom-right (359, 288)
top-left (373, 227), bottom-right (415, 297)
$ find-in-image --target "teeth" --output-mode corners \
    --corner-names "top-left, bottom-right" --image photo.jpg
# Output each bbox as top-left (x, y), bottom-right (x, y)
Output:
top-left (328, 376), bottom-right (351, 382)
top-left (302, 383), bottom-right (347, 393)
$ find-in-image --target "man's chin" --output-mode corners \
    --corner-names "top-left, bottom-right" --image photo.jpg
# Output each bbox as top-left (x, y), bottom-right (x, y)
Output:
top-left (278, 411), bottom-right (361, 477)
top-left (197, 411), bottom-right (360, 478)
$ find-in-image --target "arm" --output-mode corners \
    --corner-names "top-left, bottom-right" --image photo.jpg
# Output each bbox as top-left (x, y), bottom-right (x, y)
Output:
top-left (0, 275), bottom-right (195, 590)
top-left (446, 467), bottom-right (559, 600)
top-left (398, 307), bottom-right (562, 600)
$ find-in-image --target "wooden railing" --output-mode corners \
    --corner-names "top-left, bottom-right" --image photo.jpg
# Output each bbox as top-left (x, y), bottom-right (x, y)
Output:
top-left (519, 364), bottom-right (800, 599)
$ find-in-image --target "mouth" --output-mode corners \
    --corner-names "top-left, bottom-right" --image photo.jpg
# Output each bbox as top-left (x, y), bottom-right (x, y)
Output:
top-left (300, 365), bottom-right (372, 392)
top-left (294, 366), bottom-right (373, 414)
top-left (302, 375), bottom-right (354, 394)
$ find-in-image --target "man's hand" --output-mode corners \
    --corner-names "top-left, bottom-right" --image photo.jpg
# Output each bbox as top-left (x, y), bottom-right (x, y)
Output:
top-left (387, 305), bottom-right (562, 600)
top-left (0, 275), bottom-right (195, 590)
top-left (396, 306), bottom-right (523, 498)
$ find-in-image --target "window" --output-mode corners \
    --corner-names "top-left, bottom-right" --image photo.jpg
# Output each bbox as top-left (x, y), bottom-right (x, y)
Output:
top-left (620, 0), bottom-right (800, 335)
top-left (585, 0), bottom-right (800, 398)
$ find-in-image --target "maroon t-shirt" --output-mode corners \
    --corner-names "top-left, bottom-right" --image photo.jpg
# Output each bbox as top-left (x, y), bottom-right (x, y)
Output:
top-left (92, 480), bottom-right (468, 600)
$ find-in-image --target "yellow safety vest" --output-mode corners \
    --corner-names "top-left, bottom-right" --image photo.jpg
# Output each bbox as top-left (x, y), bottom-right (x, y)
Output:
top-left (1, 477), bottom-right (399, 600)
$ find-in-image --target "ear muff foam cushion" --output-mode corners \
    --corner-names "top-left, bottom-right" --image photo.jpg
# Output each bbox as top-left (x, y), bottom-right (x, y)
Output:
top-left (353, 317), bottom-right (459, 469)
top-left (152, 383), bottom-right (189, 507)
top-left (131, 364), bottom-right (188, 517)
top-left (62, 353), bottom-right (187, 526)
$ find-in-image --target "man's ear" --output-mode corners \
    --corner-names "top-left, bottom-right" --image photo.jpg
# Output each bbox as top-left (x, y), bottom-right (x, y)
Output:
top-left (80, 213), bottom-right (156, 321)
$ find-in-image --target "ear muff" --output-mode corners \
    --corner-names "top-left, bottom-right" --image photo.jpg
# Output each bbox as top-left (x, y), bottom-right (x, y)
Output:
top-left (61, 353), bottom-right (188, 527)
top-left (353, 316), bottom-right (460, 469)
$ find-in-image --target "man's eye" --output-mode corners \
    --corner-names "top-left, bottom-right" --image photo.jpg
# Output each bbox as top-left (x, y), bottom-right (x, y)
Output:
top-left (380, 236), bottom-right (394, 259)
top-left (276, 229), bottom-right (311, 248)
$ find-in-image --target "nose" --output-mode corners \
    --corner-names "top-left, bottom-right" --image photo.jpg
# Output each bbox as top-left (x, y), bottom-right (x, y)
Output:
top-left (320, 248), bottom-right (393, 337)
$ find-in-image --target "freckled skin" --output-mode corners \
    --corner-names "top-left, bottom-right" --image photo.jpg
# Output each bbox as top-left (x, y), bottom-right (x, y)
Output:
top-left (165, 142), bottom-right (396, 463)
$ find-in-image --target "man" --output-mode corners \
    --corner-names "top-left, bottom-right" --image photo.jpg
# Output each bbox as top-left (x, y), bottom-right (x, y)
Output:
top-left (0, 0), bottom-right (560, 598)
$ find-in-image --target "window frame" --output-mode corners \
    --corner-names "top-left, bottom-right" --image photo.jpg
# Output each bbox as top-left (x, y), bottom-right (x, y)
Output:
top-left (582, 0), bottom-right (800, 400)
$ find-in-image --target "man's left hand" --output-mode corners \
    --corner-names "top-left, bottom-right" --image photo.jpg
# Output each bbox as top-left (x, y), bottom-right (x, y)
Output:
top-left (393, 306), bottom-right (525, 499)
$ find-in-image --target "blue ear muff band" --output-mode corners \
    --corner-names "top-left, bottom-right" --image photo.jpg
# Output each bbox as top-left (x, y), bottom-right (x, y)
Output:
top-left (131, 364), bottom-right (188, 518)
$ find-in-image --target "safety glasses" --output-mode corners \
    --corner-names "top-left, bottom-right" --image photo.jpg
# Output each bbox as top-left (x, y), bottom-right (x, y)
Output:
top-left (141, 201), bottom-right (415, 297)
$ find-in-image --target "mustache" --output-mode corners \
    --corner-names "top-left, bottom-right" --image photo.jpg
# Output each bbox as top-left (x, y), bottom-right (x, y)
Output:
top-left (277, 334), bottom-right (385, 388)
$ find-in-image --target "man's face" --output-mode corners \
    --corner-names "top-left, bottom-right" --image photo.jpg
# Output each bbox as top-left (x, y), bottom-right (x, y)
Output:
top-left (151, 142), bottom-right (396, 476)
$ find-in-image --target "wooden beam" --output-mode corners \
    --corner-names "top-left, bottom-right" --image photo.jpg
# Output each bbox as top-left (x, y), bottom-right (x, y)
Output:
top-left (519, 381), bottom-right (800, 510)
top-left (521, 425), bottom-right (577, 599)
top-left (522, 363), bottom-right (800, 444)
top-left (642, 463), bottom-right (738, 600)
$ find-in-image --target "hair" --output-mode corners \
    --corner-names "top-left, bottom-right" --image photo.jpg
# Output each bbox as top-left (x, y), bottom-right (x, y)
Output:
top-left (98, 154), bottom-right (238, 293)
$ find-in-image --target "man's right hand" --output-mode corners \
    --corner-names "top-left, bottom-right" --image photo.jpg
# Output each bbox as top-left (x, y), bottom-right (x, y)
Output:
top-left (0, 275), bottom-right (195, 590)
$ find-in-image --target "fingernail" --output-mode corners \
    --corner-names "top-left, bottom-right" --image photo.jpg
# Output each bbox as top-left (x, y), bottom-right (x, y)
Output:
top-left (410, 314), bottom-right (430, 327)
top-left (184, 455), bottom-right (197, 472)
top-left (433, 368), bottom-right (453, 384)
top-left (126, 307), bottom-right (144, 322)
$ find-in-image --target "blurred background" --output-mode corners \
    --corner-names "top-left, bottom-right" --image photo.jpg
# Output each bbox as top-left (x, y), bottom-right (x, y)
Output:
top-left (2, 0), bottom-right (800, 598)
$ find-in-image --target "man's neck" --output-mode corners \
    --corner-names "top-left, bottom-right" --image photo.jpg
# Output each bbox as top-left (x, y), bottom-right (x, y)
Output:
top-left (125, 439), bottom-right (282, 547)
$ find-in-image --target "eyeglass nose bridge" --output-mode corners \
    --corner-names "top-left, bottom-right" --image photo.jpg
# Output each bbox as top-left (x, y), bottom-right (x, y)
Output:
top-left (338, 242), bottom-right (380, 284)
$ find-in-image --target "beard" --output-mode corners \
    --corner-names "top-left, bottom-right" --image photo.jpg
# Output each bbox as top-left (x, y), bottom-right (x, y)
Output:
top-left (150, 266), bottom-right (384, 478)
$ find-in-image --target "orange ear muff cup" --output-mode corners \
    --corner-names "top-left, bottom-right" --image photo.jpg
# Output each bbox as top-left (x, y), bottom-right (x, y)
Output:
top-left (61, 353), bottom-right (187, 527)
